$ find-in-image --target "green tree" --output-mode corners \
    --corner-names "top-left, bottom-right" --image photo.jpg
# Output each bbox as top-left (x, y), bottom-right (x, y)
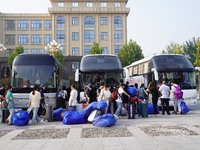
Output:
top-left (194, 40), bottom-right (200, 67)
top-left (118, 39), bottom-right (144, 67)
top-left (183, 37), bottom-right (199, 65)
top-left (162, 42), bottom-right (183, 54)
top-left (90, 42), bottom-right (102, 54)
top-left (52, 50), bottom-right (65, 65)
top-left (8, 45), bottom-right (24, 67)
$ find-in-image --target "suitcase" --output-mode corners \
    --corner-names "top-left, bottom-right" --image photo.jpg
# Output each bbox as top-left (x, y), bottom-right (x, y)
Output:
top-left (87, 109), bottom-right (101, 123)
top-left (76, 103), bottom-right (83, 112)
top-left (128, 103), bottom-right (135, 119)
top-left (138, 102), bottom-right (148, 118)
top-left (44, 105), bottom-right (54, 122)
top-left (1, 109), bottom-right (10, 123)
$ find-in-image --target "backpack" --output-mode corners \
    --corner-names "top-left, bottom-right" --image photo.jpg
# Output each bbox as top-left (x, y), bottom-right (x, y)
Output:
top-left (111, 88), bottom-right (118, 101)
top-left (173, 85), bottom-right (183, 99)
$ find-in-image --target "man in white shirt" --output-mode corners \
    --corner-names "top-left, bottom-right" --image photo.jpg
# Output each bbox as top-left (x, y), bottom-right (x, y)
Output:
top-left (159, 81), bottom-right (170, 115)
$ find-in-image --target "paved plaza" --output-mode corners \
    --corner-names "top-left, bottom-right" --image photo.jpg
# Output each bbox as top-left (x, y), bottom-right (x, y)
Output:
top-left (0, 102), bottom-right (200, 150)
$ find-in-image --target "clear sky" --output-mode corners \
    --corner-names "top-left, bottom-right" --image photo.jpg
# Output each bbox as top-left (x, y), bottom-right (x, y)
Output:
top-left (0, 0), bottom-right (200, 56)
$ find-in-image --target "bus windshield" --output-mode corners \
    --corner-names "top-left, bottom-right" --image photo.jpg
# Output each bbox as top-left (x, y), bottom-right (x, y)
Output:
top-left (80, 72), bottom-right (122, 87)
top-left (12, 65), bottom-right (55, 88)
top-left (158, 71), bottom-right (196, 89)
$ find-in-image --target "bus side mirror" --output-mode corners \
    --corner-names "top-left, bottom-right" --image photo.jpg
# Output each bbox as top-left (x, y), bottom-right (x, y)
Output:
top-left (151, 68), bottom-right (158, 81)
top-left (75, 69), bottom-right (79, 82)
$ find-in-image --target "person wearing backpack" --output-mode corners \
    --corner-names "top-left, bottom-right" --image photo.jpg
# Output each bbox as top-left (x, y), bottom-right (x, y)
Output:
top-left (171, 80), bottom-right (182, 114)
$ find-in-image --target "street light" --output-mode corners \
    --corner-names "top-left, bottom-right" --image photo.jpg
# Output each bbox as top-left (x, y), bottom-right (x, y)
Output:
top-left (45, 40), bottom-right (61, 55)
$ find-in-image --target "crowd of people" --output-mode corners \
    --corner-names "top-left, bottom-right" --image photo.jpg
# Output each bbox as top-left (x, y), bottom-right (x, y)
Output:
top-left (0, 79), bottom-right (183, 125)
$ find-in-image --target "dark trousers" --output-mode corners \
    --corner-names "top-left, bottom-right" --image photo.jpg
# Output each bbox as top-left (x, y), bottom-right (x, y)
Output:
top-left (160, 98), bottom-right (170, 115)
top-left (152, 97), bottom-right (158, 114)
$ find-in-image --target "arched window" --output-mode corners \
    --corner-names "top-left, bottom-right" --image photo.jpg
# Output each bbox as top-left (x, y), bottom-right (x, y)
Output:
top-left (114, 16), bottom-right (122, 28)
top-left (57, 16), bottom-right (65, 28)
top-left (84, 16), bottom-right (95, 27)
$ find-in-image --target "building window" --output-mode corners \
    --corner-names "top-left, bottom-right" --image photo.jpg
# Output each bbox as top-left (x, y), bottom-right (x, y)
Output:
top-left (44, 20), bottom-right (52, 30)
top-left (5, 20), bottom-right (15, 30)
top-left (72, 61), bottom-right (79, 71)
top-left (84, 45), bottom-right (92, 55)
top-left (18, 20), bottom-right (29, 30)
top-left (115, 3), bottom-right (121, 7)
top-left (101, 32), bottom-right (107, 40)
top-left (23, 49), bottom-right (29, 53)
top-left (5, 35), bottom-right (15, 45)
top-left (102, 47), bottom-right (108, 54)
top-left (114, 30), bottom-right (122, 42)
top-left (57, 16), bottom-right (65, 28)
top-left (31, 49), bottom-right (43, 54)
top-left (101, 2), bottom-right (107, 7)
top-left (114, 16), bottom-right (122, 28)
top-left (87, 2), bottom-right (93, 7)
top-left (44, 34), bottom-right (52, 45)
top-left (72, 17), bottom-right (79, 25)
top-left (72, 32), bottom-right (79, 41)
top-left (72, 2), bottom-right (78, 7)
top-left (18, 34), bottom-right (29, 44)
top-left (72, 47), bottom-right (79, 56)
top-left (31, 34), bottom-right (42, 44)
top-left (101, 17), bottom-right (107, 25)
top-left (84, 30), bottom-right (95, 43)
top-left (114, 45), bottom-right (122, 54)
top-left (58, 2), bottom-right (64, 7)
top-left (31, 20), bottom-right (42, 30)
top-left (56, 30), bottom-right (65, 43)
top-left (84, 16), bottom-right (95, 27)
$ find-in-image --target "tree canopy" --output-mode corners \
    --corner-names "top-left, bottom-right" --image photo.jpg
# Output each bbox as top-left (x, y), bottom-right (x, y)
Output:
top-left (8, 45), bottom-right (24, 68)
top-left (90, 42), bottom-right (102, 54)
top-left (118, 39), bottom-right (144, 67)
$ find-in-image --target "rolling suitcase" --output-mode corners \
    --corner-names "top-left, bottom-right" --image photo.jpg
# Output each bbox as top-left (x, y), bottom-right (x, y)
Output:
top-left (87, 109), bottom-right (101, 123)
top-left (138, 102), bottom-right (148, 118)
top-left (44, 105), bottom-right (54, 122)
top-left (128, 103), bottom-right (135, 119)
top-left (1, 109), bottom-right (10, 123)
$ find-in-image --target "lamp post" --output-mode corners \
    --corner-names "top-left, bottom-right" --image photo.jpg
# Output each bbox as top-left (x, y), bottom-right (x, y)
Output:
top-left (45, 40), bottom-right (60, 56)
top-left (0, 42), bottom-right (6, 51)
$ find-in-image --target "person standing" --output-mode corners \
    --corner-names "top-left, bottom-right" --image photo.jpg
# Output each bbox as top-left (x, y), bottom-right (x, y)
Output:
top-left (28, 85), bottom-right (41, 124)
top-left (138, 83), bottom-right (148, 100)
top-left (87, 84), bottom-right (97, 104)
top-left (57, 85), bottom-right (68, 109)
top-left (98, 84), bottom-right (111, 113)
top-left (159, 81), bottom-right (170, 115)
top-left (68, 84), bottom-right (78, 111)
top-left (171, 80), bottom-right (182, 114)
top-left (5, 86), bottom-right (14, 125)
top-left (146, 81), bottom-right (159, 116)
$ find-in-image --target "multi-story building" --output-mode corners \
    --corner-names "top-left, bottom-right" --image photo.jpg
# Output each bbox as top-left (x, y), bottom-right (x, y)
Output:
top-left (0, 0), bottom-right (130, 80)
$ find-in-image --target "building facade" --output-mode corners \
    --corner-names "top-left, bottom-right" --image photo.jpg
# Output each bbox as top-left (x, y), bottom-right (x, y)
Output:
top-left (0, 0), bottom-right (130, 80)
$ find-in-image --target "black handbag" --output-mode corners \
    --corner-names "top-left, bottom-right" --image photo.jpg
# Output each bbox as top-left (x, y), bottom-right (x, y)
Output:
top-left (38, 105), bottom-right (46, 116)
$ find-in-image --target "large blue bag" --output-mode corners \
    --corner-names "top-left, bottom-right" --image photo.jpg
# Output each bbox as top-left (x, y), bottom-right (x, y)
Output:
top-left (126, 86), bottom-right (137, 97)
top-left (181, 101), bottom-right (189, 114)
top-left (148, 104), bottom-right (159, 114)
top-left (54, 107), bottom-right (65, 121)
top-left (63, 111), bottom-right (87, 125)
top-left (92, 113), bottom-right (117, 127)
top-left (12, 110), bottom-right (29, 126)
top-left (82, 101), bottom-right (107, 117)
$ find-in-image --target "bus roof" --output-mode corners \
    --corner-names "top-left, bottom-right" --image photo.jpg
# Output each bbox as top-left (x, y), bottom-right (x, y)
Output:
top-left (80, 54), bottom-right (123, 72)
top-left (13, 53), bottom-right (56, 66)
top-left (125, 54), bottom-right (194, 71)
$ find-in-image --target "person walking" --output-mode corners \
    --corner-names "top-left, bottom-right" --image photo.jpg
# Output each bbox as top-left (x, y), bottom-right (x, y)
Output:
top-left (146, 81), bottom-right (159, 116)
top-left (68, 84), bottom-right (78, 111)
top-left (28, 85), bottom-right (41, 124)
top-left (171, 80), bottom-right (182, 114)
top-left (159, 81), bottom-right (171, 115)
top-left (5, 86), bottom-right (14, 125)
top-left (114, 83), bottom-right (130, 118)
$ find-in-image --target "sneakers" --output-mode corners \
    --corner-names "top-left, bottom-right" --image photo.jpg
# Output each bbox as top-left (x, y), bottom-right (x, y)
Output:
top-left (113, 114), bottom-right (119, 119)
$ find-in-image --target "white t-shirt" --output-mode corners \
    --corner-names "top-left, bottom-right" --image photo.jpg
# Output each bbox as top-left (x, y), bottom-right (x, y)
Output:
top-left (98, 89), bottom-right (111, 103)
top-left (69, 89), bottom-right (78, 106)
top-left (29, 91), bottom-right (41, 108)
top-left (159, 84), bottom-right (170, 98)
top-left (116, 87), bottom-right (124, 102)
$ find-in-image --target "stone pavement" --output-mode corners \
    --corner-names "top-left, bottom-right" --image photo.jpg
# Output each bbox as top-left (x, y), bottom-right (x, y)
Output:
top-left (0, 107), bottom-right (200, 150)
